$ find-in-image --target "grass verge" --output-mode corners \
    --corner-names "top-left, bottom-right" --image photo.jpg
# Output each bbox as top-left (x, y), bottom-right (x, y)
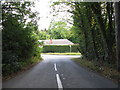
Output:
top-left (42, 52), bottom-right (81, 55)
top-left (2, 57), bottom-right (43, 81)
top-left (71, 57), bottom-right (120, 84)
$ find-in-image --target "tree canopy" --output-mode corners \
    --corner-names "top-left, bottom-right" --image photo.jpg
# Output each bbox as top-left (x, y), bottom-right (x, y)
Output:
top-left (2, 2), bottom-right (41, 76)
top-left (51, 2), bottom-right (117, 66)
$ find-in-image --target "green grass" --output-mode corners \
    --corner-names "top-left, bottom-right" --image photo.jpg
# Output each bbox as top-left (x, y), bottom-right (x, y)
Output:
top-left (3, 56), bottom-right (43, 81)
top-left (42, 52), bottom-right (81, 55)
top-left (71, 58), bottom-right (120, 83)
top-left (20, 57), bottom-right (42, 68)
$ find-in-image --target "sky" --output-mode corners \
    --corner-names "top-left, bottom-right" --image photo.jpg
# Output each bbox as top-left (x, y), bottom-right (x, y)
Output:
top-left (31, 0), bottom-right (52, 30)
top-left (31, 0), bottom-right (73, 30)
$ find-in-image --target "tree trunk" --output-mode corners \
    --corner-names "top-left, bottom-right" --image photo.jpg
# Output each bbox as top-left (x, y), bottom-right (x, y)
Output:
top-left (106, 2), bottom-right (116, 64)
top-left (115, 2), bottom-right (120, 71)
top-left (91, 28), bottom-right (99, 60)
top-left (91, 3), bottom-right (114, 64)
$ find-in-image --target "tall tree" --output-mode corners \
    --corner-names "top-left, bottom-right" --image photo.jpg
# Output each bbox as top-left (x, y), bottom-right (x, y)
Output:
top-left (115, 2), bottom-right (120, 71)
top-left (51, 2), bottom-right (116, 65)
top-left (2, 2), bottom-right (41, 76)
top-left (48, 21), bottom-right (72, 39)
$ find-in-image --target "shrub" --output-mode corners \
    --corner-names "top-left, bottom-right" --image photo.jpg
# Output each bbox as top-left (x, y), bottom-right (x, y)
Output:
top-left (43, 45), bottom-right (79, 53)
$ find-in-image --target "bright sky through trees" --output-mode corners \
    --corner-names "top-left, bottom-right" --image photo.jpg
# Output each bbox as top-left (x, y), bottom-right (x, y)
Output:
top-left (31, 0), bottom-right (52, 30)
top-left (32, 0), bottom-right (73, 30)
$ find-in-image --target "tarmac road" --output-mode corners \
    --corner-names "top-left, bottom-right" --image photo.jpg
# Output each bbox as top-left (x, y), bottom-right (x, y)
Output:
top-left (3, 54), bottom-right (118, 88)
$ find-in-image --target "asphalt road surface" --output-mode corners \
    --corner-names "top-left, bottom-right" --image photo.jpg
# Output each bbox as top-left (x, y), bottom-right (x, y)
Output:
top-left (3, 54), bottom-right (118, 88)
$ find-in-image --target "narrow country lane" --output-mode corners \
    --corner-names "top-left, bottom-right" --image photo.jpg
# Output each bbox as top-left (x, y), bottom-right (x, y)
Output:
top-left (3, 54), bottom-right (118, 88)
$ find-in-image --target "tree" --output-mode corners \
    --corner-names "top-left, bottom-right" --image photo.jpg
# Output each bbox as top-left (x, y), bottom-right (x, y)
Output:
top-left (115, 2), bottom-right (120, 71)
top-left (38, 30), bottom-right (50, 40)
top-left (59, 2), bottom-right (116, 64)
top-left (50, 2), bottom-right (117, 66)
top-left (2, 2), bottom-right (41, 76)
top-left (90, 2), bottom-right (115, 64)
top-left (48, 21), bottom-right (72, 39)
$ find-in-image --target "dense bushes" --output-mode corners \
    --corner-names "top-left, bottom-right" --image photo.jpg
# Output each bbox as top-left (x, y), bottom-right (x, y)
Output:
top-left (2, 2), bottom-right (42, 76)
top-left (43, 45), bottom-right (79, 53)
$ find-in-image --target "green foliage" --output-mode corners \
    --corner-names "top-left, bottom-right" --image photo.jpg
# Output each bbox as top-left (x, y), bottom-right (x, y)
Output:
top-left (48, 21), bottom-right (73, 39)
top-left (43, 45), bottom-right (79, 53)
top-left (52, 2), bottom-right (117, 65)
top-left (69, 26), bottom-right (80, 43)
top-left (2, 2), bottom-right (42, 76)
top-left (38, 30), bottom-right (50, 40)
top-left (72, 57), bottom-right (120, 83)
top-left (68, 2), bottom-right (116, 64)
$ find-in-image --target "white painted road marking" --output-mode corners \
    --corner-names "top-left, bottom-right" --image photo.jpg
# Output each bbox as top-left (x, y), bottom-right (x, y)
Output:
top-left (54, 63), bottom-right (57, 71)
top-left (56, 74), bottom-right (63, 89)
top-left (54, 63), bottom-right (63, 89)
